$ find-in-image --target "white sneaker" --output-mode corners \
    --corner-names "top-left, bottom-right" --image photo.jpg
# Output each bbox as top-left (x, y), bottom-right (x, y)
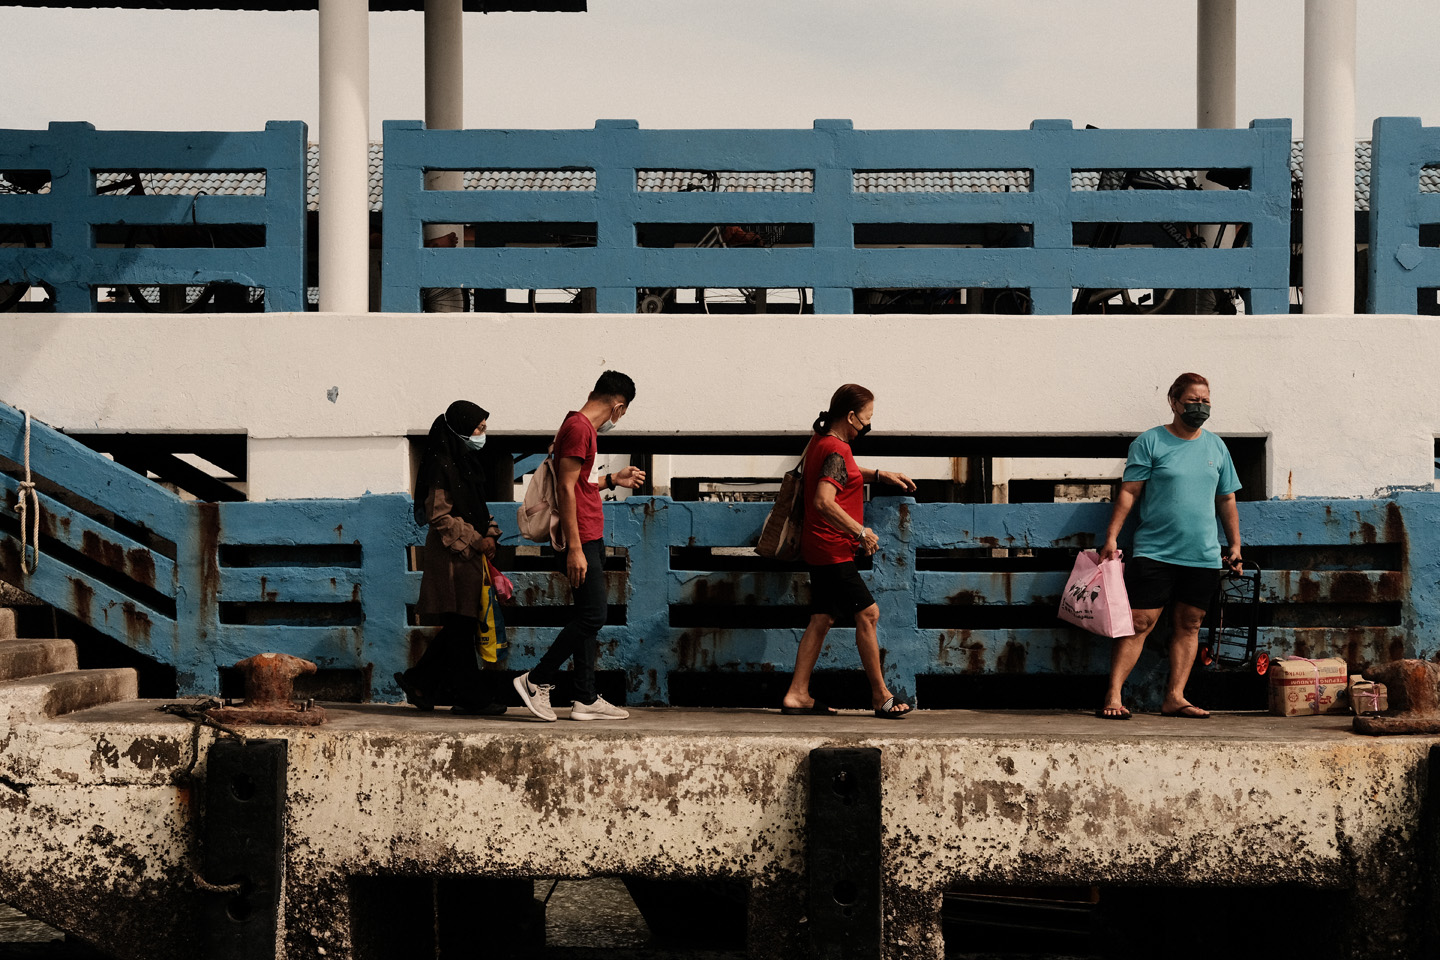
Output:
top-left (569, 695), bottom-right (630, 721)
top-left (513, 672), bottom-right (557, 722)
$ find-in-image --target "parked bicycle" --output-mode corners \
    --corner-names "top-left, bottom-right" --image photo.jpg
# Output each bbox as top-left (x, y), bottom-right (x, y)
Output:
top-left (1072, 142), bottom-right (1250, 314)
top-left (638, 172), bottom-right (808, 315)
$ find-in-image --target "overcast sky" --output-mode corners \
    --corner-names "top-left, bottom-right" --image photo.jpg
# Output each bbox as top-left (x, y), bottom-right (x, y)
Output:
top-left (0, 0), bottom-right (1434, 139)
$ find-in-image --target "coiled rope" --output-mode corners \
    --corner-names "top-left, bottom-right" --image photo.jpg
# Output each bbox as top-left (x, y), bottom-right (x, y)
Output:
top-left (14, 409), bottom-right (39, 574)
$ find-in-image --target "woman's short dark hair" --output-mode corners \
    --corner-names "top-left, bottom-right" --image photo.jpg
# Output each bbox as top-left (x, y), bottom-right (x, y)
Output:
top-left (1167, 372), bottom-right (1210, 402)
top-left (591, 370), bottom-right (636, 404)
top-left (813, 383), bottom-right (876, 434)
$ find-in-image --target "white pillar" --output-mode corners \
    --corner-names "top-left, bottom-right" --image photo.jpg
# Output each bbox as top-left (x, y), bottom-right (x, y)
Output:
top-left (424, 0), bottom-right (464, 133)
top-left (318, 0), bottom-right (371, 314)
top-left (1302, 0), bottom-right (1357, 315)
top-left (1196, 0), bottom-right (1236, 130)
top-left (423, 0), bottom-right (465, 310)
top-left (1196, 0), bottom-right (1237, 258)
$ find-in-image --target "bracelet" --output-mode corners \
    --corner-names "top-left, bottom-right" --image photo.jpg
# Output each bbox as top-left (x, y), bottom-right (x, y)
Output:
top-left (605, 473), bottom-right (614, 491)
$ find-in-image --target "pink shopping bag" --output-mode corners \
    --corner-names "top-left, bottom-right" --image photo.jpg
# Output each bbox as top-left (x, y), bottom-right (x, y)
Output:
top-left (1057, 550), bottom-right (1135, 638)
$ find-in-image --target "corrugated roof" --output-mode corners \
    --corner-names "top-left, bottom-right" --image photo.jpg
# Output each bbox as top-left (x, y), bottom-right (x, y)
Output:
top-left (854, 170), bottom-right (1031, 193)
top-left (15, 139), bottom-right (1423, 213)
top-left (95, 169), bottom-right (267, 195)
top-left (637, 170), bottom-right (813, 192)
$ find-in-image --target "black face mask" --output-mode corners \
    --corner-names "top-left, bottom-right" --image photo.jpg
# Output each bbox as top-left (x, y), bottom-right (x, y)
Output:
top-left (1180, 402), bottom-right (1211, 428)
top-left (854, 423), bottom-right (872, 439)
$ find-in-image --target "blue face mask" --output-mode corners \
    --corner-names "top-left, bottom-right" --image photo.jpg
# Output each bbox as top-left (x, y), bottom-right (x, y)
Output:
top-left (466, 433), bottom-right (487, 450)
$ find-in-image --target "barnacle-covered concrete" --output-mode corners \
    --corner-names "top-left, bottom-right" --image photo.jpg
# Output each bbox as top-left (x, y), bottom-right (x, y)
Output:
top-left (0, 694), bottom-right (1434, 960)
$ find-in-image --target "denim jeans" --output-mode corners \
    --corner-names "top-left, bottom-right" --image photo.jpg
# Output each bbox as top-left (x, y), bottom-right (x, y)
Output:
top-left (529, 538), bottom-right (605, 704)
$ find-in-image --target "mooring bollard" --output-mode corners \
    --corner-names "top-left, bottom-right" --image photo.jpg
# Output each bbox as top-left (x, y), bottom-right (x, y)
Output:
top-left (200, 738), bottom-right (287, 960)
top-left (208, 652), bottom-right (328, 726)
top-left (809, 747), bottom-right (882, 960)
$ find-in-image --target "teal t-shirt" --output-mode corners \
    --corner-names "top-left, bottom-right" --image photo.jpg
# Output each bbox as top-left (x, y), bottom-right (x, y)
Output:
top-left (1122, 425), bottom-right (1241, 568)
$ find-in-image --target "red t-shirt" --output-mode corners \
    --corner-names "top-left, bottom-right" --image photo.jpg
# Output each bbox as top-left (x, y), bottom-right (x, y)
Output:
top-left (554, 411), bottom-right (604, 544)
top-left (801, 435), bottom-right (864, 565)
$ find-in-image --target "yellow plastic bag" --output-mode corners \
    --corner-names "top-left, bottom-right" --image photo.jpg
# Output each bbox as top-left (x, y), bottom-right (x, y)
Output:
top-left (476, 556), bottom-right (509, 664)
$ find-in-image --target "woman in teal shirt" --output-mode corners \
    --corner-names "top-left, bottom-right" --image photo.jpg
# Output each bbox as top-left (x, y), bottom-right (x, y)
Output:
top-left (1097, 372), bottom-right (1242, 719)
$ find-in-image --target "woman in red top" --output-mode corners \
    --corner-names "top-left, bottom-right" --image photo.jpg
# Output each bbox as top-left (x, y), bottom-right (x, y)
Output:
top-left (781, 384), bottom-right (917, 719)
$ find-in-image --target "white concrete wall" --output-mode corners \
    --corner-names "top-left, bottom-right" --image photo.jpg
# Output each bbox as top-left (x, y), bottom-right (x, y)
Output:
top-left (3, 313), bottom-right (1435, 500)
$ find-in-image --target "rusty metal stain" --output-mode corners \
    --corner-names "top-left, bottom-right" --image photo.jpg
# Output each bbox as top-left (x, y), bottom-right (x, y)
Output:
top-left (125, 547), bottom-right (155, 589)
top-left (995, 640), bottom-right (1027, 674)
top-left (121, 602), bottom-right (153, 648)
top-left (195, 501), bottom-right (221, 615)
top-left (80, 529), bottom-right (127, 576)
top-left (1330, 571), bottom-right (1376, 604)
top-left (69, 578), bottom-right (95, 625)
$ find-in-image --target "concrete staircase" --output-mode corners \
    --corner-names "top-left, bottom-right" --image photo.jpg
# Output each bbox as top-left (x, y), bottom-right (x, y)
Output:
top-left (0, 607), bottom-right (138, 721)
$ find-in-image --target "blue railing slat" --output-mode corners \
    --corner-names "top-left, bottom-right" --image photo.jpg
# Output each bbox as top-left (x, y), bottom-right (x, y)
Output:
top-left (0, 473), bottom-right (177, 595)
top-left (0, 406), bottom-right (189, 543)
top-left (0, 533), bottom-right (177, 653)
top-left (218, 567), bottom-right (363, 604)
top-left (0, 120), bottom-right (308, 311)
top-left (381, 117), bottom-right (1293, 314)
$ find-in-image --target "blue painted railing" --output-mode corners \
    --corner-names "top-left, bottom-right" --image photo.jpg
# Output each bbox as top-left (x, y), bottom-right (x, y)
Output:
top-left (1368, 117), bottom-right (1440, 314)
top-left (1, 403), bottom-right (1427, 708)
top-left (0, 121), bottom-right (308, 312)
top-left (380, 118), bottom-right (1294, 315)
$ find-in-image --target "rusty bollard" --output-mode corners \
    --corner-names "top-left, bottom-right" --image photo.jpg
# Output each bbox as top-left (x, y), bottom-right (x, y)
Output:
top-left (207, 653), bottom-right (328, 727)
top-left (1353, 659), bottom-right (1440, 736)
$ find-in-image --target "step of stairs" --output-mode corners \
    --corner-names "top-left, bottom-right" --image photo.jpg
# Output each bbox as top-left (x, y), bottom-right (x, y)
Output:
top-left (0, 638), bottom-right (79, 681)
top-left (0, 668), bottom-right (139, 721)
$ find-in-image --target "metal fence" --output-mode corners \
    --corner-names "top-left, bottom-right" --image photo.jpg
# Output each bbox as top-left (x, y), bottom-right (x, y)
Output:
top-left (0, 120), bottom-right (308, 312)
top-left (379, 117), bottom-right (1294, 315)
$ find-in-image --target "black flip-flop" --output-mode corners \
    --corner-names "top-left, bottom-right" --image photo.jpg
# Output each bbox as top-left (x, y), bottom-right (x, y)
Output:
top-left (1095, 705), bottom-right (1132, 720)
top-left (393, 672), bottom-right (434, 712)
top-left (873, 692), bottom-right (912, 719)
top-left (1160, 704), bottom-right (1211, 719)
top-left (780, 700), bottom-right (838, 716)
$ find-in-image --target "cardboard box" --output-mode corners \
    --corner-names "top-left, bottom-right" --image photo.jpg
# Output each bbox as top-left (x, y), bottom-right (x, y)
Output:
top-left (1348, 675), bottom-right (1389, 715)
top-left (1268, 656), bottom-right (1349, 716)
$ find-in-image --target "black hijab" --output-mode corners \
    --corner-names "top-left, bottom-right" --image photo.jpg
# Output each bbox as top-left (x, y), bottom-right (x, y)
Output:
top-left (414, 400), bottom-right (491, 527)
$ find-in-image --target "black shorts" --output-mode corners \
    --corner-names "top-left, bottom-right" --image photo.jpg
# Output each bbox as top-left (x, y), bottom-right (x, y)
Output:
top-left (1123, 555), bottom-right (1221, 611)
top-left (808, 561), bottom-right (876, 621)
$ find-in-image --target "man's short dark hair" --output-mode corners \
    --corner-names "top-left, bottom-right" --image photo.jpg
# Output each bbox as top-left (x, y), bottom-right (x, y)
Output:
top-left (591, 370), bottom-right (636, 405)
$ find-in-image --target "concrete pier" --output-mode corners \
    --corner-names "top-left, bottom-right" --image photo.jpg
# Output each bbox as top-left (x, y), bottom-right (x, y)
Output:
top-left (0, 653), bottom-right (1434, 960)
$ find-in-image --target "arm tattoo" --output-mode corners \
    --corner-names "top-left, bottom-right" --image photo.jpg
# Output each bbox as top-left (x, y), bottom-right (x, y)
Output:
top-left (820, 453), bottom-right (849, 487)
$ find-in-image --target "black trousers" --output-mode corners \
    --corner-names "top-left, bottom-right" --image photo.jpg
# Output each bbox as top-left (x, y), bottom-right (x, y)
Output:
top-left (404, 614), bottom-right (501, 707)
top-left (529, 538), bottom-right (605, 704)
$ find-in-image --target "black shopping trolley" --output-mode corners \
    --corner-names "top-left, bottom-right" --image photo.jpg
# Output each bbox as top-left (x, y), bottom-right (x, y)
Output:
top-left (1199, 560), bottom-right (1268, 674)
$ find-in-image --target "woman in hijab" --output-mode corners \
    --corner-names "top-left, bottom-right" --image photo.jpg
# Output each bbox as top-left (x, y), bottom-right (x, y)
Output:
top-left (395, 400), bottom-right (506, 714)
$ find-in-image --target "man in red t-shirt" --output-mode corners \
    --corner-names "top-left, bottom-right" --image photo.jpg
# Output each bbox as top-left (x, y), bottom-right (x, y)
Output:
top-left (514, 371), bottom-right (644, 722)
top-left (782, 383), bottom-right (917, 719)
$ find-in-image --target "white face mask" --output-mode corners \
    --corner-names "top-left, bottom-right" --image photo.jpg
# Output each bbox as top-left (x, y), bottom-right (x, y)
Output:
top-left (465, 433), bottom-right (487, 450)
top-left (597, 420), bottom-right (615, 435)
